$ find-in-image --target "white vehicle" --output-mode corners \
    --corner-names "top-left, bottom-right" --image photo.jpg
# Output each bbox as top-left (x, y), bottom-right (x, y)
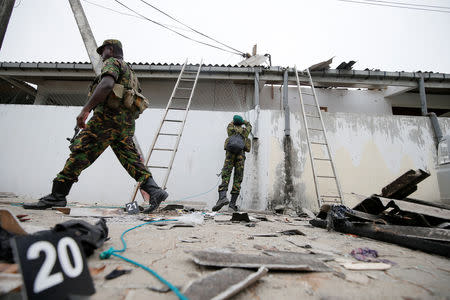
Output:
top-left (437, 135), bottom-right (450, 203)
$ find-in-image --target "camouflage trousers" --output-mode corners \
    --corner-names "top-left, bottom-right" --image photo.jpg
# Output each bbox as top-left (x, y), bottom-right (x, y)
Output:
top-left (218, 150), bottom-right (246, 194)
top-left (55, 112), bottom-right (151, 184)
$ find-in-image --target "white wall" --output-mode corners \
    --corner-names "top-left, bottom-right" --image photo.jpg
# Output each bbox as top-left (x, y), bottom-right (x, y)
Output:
top-left (0, 104), bottom-right (448, 211)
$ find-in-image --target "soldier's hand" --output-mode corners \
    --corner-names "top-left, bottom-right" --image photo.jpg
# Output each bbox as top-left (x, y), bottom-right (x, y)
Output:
top-left (76, 109), bottom-right (90, 129)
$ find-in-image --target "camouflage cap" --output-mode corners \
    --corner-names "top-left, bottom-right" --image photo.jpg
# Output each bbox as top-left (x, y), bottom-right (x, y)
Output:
top-left (96, 39), bottom-right (123, 54)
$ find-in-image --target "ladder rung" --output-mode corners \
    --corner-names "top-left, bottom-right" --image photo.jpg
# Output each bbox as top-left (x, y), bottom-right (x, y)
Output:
top-left (321, 195), bottom-right (342, 198)
top-left (172, 96), bottom-right (190, 99)
top-left (303, 103), bottom-right (317, 107)
top-left (180, 79), bottom-right (195, 81)
top-left (308, 128), bottom-right (323, 131)
top-left (317, 175), bottom-right (336, 179)
top-left (164, 119), bottom-right (183, 123)
top-left (153, 147), bottom-right (175, 151)
top-left (183, 71), bottom-right (198, 74)
top-left (177, 87), bottom-right (192, 90)
top-left (310, 141), bottom-right (327, 145)
top-left (305, 114), bottom-right (320, 118)
top-left (313, 157), bottom-right (331, 161)
top-left (148, 165), bottom-right (169, 169)
top-left (168, 107), bottom-right (186, 111)
top-left (159, 133), bottom-right (179, 136)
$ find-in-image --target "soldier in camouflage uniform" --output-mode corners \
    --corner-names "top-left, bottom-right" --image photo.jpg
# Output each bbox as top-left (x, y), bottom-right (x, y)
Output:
top-left (212, 115), bottom-right (252, 211)
top-left (24, 39), bottom-right (168, 213)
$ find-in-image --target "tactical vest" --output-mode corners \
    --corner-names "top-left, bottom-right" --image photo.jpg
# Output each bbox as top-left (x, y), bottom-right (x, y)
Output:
top-left (89, 61), bottom-right (149, 114)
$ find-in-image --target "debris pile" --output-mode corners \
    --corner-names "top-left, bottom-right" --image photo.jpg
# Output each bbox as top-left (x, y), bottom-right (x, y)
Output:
top-left (310, 169), bottom-right (450, 257)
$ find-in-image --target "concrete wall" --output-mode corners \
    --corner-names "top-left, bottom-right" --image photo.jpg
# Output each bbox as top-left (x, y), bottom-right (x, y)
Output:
top-left (1, 104), bottom-right (449, 211)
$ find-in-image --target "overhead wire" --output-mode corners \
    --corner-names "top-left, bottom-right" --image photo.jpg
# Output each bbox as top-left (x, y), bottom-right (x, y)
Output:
top-left (82, 0), bottom-right (192, 32)
top-left (113, 0), bottom-right (245, 56)
top-left (363, 0), bottom-right (450, 10)
top-left (138, 0), bottom-right (246, 56)
top-left (335, 0), bottom-right (450, 13)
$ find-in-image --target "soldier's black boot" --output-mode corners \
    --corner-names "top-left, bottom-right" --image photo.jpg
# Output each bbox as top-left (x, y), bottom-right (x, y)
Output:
top-left (141, 177), bottom-right (168, 214)
top-left (23, 180), bottom-right (73, 210)
top-left (212, 191), bottom-right (229, 211)
top-left (229, 193), bottom-right (239, 212)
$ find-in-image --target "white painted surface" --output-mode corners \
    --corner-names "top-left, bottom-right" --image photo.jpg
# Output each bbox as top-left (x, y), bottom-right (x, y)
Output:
top-left (0, 105), bottom-right (449, 211)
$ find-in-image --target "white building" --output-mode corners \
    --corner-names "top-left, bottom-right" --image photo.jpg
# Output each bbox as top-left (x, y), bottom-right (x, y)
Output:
top-left (0, 62), bottom-right (449, 211)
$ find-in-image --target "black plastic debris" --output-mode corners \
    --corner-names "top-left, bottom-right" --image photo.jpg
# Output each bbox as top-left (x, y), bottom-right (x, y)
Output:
top-left (0, 213), bottom-right (108, 262)
top-left (381, 169), bottom-right (430, 200)
top-left (310, 203), bottom-right (450, 257)
top-left (230, 213), bottom-right (250, 222)
top-left (53, 218), bottom-right (109, 257)
top-left (280, 229), bottom-right (305, 236)
top-left (162, 204), bottom-right (184, 211)
top-left (105, 268), bottom-right (132, 280)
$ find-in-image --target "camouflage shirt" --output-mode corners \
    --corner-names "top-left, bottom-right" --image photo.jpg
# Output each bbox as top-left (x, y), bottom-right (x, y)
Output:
top-left (226, 121), bottom-right (252, 138)
top-left (224, 121), bottom-right (252, 152)
top-left (92, 57), bottom-right (141, 121)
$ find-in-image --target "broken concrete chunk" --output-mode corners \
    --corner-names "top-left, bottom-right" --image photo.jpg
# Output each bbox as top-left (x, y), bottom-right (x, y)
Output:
top-left (182, 267), bottom-right (268, 300)
top-left (68, 208), bottom-right (124, 217)
top-left (274, 205), bottom-right (285, 214)
top-left (0, 209), bottom-right (27, 235)
top-left (344, 272), bottom-right (370, 284)
top-left (251, 233), bottom-right (281, 237)
top-left (299, 207), bottom-right (316, 219)
top-left (0, 273), bottom-right (22, 295)
top-left (190, 250), bottom-right (332, 271)
top-left (340, 262), bottom-right (391, 271)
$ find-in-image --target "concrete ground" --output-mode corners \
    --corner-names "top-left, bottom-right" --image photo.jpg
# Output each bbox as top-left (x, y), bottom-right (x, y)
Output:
top-left (1, 198), bottom-right (450, 300)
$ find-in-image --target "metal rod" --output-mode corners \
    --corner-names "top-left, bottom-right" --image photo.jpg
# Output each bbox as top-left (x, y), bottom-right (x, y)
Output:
top-left (253, 70), bottom-right (260, 139)
top-left (419, 75), bottom-right (428, 116)
top-left (283, 68), bottom-right (290, 136)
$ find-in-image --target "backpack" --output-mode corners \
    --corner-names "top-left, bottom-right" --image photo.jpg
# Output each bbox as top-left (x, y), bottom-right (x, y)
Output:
top-left (225, 134), bottom-right (245, 154)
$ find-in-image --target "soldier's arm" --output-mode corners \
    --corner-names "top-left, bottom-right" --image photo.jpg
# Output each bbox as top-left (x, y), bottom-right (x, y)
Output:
top-left (76, 76), bottom-right (114, 129)
top-left (76, 58), bottom-right (120, 129)
top-left (243, 120), bottom-right (252, 137)
top-left (227, 122), bottom-right (235, 136)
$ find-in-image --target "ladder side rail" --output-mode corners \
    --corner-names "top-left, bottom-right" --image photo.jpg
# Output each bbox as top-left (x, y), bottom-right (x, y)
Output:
top-left (306, 68), bottom-right (344, 203)
top-left (130, 59), bottom-right (188, 201)
top-left (294, 66), bottom-right (322, 207)
top-left (162, 60), bottom-right (203, 188)
top-left (145, 59), bottom-right (188, 167)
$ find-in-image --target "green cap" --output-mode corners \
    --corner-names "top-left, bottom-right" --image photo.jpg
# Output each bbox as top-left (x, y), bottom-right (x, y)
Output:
top-left (96, 39), bottom-right (123, 54)
top-left (233, 115), bottom-right (244, 125)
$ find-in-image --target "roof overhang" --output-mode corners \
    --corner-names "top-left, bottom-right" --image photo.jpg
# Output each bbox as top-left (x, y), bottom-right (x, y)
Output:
top-left (1, 62), bottom-right (450, 90)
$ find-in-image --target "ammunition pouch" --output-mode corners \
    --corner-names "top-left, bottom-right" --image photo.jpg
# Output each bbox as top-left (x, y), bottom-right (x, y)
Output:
top-left (106, 84), bottom-right (125, 109)
top-left (106, 84), bottom-right (149, 114)
top-left (123, 89), bottom-right (149, 113)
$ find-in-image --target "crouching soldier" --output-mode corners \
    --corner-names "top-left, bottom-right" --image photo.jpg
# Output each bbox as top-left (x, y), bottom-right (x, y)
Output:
top-left (212, 115), bottom-right (252, 212)
top-left (23, 39), bottom-right (168, 213)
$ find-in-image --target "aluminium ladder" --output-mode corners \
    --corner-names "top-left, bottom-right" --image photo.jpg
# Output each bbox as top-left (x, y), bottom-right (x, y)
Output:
top-left (130, 59), bottom-right (202, 202)
top-left (294, 66), bottom-right (343, 208)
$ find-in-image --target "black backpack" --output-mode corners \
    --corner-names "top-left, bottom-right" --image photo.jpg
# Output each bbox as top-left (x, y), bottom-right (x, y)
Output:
top-left (226, 134), bottom-right (245, 154)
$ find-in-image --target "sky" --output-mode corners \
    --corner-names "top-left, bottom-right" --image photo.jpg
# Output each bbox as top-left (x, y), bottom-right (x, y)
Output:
top-left (1, 0), bottom-right (450, 73)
